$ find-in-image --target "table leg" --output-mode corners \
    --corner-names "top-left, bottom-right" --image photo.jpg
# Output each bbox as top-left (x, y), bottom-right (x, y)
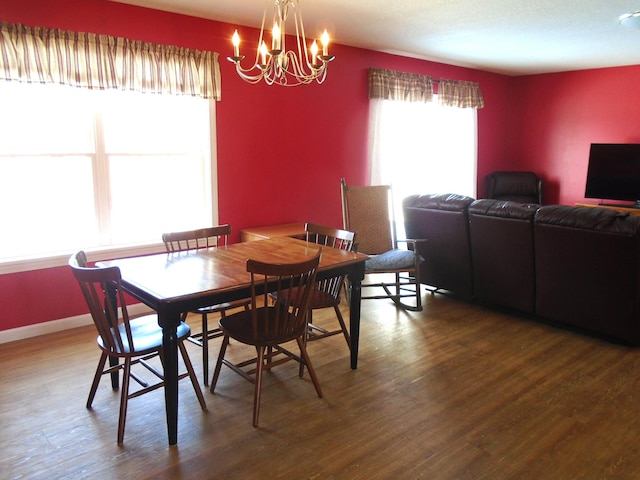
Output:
top-left (160, 312), bottom-right (180, 446)
top-left (108, 356), bottom-right (119, 388)
top-left (105, 283), bottom-right (120, 388)
top-left (348, 262), bottom-right (365, 369)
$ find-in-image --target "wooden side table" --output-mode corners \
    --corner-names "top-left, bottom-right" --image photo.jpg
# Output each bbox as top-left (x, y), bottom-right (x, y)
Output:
top-left (239, 222), bottom-right (307, 242)
top-left (575, 203), bottom-right (640, 217)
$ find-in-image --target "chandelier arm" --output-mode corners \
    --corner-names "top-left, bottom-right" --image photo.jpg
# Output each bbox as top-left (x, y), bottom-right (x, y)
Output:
top-left (284, 51), bottom-right (321, 81)
top-left (233, 63), bottom-right (267, 84)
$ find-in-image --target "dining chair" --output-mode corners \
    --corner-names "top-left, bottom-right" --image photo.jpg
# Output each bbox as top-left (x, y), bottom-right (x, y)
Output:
top-left (271, 223), bottom-right (354, 348)
top-left (69, 250), bottom-right (207, 444)
top-left (162, 225), bottom-right (251, 385)
top-left (340, 177), bottom-right (425, 311)
top-left (210, 249), bottom-right (323, 427)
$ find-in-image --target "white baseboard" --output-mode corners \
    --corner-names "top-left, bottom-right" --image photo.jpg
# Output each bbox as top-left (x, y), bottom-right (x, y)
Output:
top-left (0, 303), bottom-right (153, 344)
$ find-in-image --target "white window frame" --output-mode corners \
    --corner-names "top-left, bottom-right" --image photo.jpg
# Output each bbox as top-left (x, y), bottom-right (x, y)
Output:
top-left (368, 96), bottom-right (478, 239)
top-left (0, 84), bottom-right (218, 274)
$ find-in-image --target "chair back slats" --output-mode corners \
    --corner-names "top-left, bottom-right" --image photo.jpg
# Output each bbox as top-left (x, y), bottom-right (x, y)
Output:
top-left (305, 222), bottom-right (355, 251)
top-left (248, 250), bottom-right (321, 341)
top-left (69, 251), bottom-right (135, 354)
top-left (305, 223), bottom-right (355, 298)
top-left (162, 225), bottom-right (232, 252)
top-left (317, 275), bottom-right (345, 300)
top-left (340, 179), bottom-right (395, 255)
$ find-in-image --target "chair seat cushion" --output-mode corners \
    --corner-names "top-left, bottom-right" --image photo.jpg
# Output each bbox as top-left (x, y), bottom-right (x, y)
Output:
top-left (98, 315), bottom-right (191, 355)
top-left (365, 249), bottom-right (417, 272)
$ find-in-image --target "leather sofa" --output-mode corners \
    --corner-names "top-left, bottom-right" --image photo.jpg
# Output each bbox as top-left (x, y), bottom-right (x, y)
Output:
top-left (402, 195), bottom-right (640, 344)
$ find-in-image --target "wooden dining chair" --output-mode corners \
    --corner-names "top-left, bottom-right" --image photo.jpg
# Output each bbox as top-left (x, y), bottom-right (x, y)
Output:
top-left (271, 223), bottom-right (354, 347)
top-left (270, 223), bottom-right (355, 377)
top-left (210, 249), bottom-right (323, 427)
top-left (162, 225), bottom-right (251, 385)
top-left (69, 250), bottom-right (207, 444)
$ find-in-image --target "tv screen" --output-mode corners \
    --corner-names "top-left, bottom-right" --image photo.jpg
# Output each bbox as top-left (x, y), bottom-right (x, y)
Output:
top-left (585, 143), bottom-right (640, 204)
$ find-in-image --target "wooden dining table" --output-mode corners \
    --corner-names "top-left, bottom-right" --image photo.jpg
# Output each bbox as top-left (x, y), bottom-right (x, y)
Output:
top-left (99, 235), bottom-right (367, 445)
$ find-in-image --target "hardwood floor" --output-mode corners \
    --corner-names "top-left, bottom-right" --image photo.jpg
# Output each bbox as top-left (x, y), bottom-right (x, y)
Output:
top-left (3, 291), bottom-right (640, 479)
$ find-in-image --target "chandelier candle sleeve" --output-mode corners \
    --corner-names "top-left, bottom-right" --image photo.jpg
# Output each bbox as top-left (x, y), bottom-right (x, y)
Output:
top-left (232, 30), bottom-right (240, 58)
top-left (260, 41), bottom-right (268, 66)
top-left (311, 40), bottom-right (318, 67)
top-left (272, 22), bottom-right (281, 51)
top-left (321, 30), bottom-right (329, 56)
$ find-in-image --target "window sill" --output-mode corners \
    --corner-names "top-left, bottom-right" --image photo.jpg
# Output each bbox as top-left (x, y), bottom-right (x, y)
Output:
top-left (0, 242), bottom-right (166, 275)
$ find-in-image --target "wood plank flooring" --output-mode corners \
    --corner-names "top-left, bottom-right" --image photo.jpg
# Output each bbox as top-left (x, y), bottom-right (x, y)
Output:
top-left (3, 291), bottom-right (640, 479)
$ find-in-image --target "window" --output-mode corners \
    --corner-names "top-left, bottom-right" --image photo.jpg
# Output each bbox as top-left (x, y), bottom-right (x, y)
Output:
top-left (0, 82), bottom-right (216, 265)
top-left (368, 96), bottom-right (477, 237)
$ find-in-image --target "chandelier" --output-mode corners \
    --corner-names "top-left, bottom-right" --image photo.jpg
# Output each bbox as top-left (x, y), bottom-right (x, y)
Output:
top-left (227, 0), bottom-right (335, 86)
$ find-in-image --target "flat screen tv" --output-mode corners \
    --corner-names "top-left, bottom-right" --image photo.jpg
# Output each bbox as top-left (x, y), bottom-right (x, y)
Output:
top-left (585, 143), bottom-right (640, 206)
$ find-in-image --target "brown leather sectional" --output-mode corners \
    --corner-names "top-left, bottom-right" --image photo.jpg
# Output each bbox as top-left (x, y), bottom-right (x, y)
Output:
top-left (403, 194), bottom-right (640, 344)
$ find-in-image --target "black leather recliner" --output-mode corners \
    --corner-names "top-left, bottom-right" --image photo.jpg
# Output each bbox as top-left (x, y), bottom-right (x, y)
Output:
top-left (534, 205), bottom-right (640, 343)
top-left (486, 171), bottom-right (543, 204)
top-left (469, 199), bottom-right (539, 314)
top-left (402, 193), bottom-right (475, 298)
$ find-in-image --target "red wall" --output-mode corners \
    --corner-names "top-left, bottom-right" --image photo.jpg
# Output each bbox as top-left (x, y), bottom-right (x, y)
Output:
top-left (506, 66), bottom-right (640, 205)
top-left (4, 0), bottom-right (608, 332)
top-left (0, 0), bottom-right (511, 331)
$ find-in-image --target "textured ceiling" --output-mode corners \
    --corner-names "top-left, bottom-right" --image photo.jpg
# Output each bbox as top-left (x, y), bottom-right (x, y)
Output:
top-left (111, 0), bottom-right (640, 76)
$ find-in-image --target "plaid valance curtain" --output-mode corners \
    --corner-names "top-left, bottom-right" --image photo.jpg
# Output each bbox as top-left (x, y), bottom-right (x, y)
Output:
top-left (438, 79), bottom-right (484, 109)
top-left (368, 68), bottom-right (484, 109)
top-left (0, 22), bottom-right (221, 100)
top-left (368, 68), bottom-right (434, 103)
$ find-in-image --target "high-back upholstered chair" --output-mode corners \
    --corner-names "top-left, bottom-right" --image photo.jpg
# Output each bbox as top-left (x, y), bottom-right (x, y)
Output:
top-left (210, 249), bottom-right (322, 427)
top-left (162, 225), bottom-right (251, 385)
top-left (340, 178), bottom-right (424, 311)
top-left (486, 171), bottom-right (543, 204)
top-left (69, 250), bottom-right (207, 444)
